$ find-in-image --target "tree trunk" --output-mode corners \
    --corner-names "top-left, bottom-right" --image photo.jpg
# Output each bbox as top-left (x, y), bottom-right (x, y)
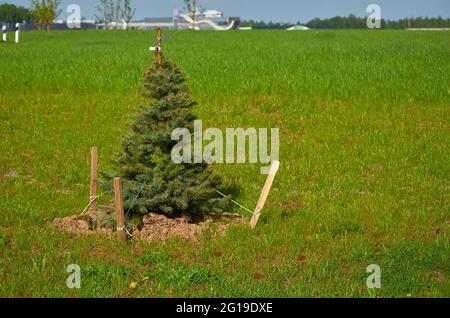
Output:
top-left (47, 24), bottom-right (51, 36)
top-left (193, 0), bottom-right (197, 31)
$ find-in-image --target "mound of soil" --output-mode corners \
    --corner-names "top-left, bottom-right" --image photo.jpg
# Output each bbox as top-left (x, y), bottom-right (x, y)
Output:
top-left (53, 211), bottom-right (245, 243)
top-left (133, 212), bottom-right (244, 242)
top-left (53, 213), bottom-right (115, 237)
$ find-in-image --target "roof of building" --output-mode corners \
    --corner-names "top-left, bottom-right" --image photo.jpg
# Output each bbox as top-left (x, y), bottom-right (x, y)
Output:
top-left (287, 25), bottom-right (310, 31)
top-left (140, 17), bottom-right (173, 23)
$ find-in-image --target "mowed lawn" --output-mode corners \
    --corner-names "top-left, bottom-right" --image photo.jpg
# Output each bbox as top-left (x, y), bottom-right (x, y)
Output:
top-left (0, 29), bottom-right (449, 297)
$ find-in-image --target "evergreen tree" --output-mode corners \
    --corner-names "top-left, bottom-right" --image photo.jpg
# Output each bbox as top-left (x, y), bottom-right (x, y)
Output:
top-left (101, 54), bottom-right (228, 219)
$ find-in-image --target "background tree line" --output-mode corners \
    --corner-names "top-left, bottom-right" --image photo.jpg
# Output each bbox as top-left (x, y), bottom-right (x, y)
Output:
top-left (242, 15), bottom-right (450, 29)
top-left (0, 1), bottom-right (61, 34)
top-left (0, 1), bottom-right (135, 31)
top-left (1, 3), bottom-right (449, 30)
top-left (0, 3), bottom-right (33, 24)
top-left (240, 20), bottom-right (293, 29)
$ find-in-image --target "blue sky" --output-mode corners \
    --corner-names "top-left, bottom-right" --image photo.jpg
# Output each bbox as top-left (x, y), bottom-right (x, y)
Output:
top-left (4, 0), bottom-right (450, 22)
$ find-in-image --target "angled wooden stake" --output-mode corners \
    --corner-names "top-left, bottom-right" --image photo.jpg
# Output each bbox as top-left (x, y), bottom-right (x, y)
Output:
top-left (156, 27), bottom-right (162, 67)
top-left (89, 147), bottom-right (98, 212)
top-left (114, 177), bottom-right (126, 242)
top-left (250, 160), bottom-right (280, 229)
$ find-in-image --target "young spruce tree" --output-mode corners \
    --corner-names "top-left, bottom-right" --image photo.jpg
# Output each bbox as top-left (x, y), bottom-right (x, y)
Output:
top-left (101, 54), bottom-right (228, 219)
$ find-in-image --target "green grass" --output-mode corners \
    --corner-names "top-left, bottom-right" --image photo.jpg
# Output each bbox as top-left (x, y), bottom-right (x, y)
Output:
top-left (0, 29), bottom-right (449, 297)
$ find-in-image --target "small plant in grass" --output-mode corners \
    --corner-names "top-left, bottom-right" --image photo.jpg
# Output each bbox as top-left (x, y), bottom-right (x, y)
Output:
top-left (138, 251), bottom-right (172, 266)
top-left (0, 234), bottom-right (6, 247)
top-left (142, 263), bottom-right (219, 287)
top-left (81, 262), bottom-right (131, 297)
top-left (101, 54), bottom-right (229, 219)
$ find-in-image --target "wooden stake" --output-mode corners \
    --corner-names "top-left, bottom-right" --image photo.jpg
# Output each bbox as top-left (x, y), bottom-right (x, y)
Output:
top-left (114, 177), bottom-right (126, 241)
top-left (250, 160), bottom-right (280, 229)
top-left (89, 147), bottom-right (98, 212)
top-left (156, 27), bottom-right (162, 67)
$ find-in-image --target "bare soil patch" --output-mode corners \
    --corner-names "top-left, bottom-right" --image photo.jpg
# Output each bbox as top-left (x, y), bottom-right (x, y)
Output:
top-left (53, 211), bottom-right (245, 243)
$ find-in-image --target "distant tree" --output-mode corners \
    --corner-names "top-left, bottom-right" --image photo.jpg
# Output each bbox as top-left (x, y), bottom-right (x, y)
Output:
top-left (95, 0), bottom-right (114, 27)
top-left (121, 0), bottom-right (135, 30)
top-left (30, 0), bottom-right (61, 35)
top-left (96, 0), bottom-right (134, 30)
top-left (184, 0), bottom-right (197, 30)
top-left (113, 0), bottom-right (122, 29)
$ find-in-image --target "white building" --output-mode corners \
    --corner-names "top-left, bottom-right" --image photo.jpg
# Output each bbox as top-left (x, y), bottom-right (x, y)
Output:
top-left (93, 9), bottom-right (237, 31)
top-left (202, 10), bottom-right (223, 18)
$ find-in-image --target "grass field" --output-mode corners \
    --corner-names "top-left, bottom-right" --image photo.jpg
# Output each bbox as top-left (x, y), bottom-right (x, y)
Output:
top-left (0, 29), bottom-right (449, 297)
